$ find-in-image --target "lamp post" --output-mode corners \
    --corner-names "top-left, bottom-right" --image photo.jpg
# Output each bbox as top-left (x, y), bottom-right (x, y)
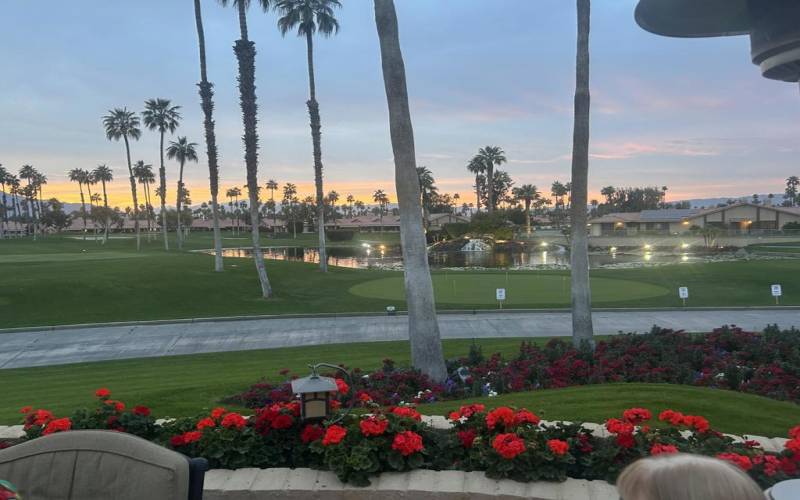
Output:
top-left (290, 363), bottom-right (353, 423)
top-left (635, 0), bottom-right (800, 84)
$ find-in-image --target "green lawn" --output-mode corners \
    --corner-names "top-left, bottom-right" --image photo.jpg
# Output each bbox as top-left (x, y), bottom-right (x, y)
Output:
top-left (1, 338), bottom-right (796, 436)
top-left (1, 233), bottom-right (800, 328)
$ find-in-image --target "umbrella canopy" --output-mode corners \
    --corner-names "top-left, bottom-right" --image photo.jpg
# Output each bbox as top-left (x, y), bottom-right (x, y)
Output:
top-left (635, 0), bottom-right (751, 38)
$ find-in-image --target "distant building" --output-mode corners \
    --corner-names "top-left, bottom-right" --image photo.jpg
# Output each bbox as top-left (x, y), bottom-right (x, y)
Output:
top-left (588, 202), bottom-right (800, 236)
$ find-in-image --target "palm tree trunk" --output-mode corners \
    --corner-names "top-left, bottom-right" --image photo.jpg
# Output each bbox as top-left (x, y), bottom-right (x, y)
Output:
top-left (78, 184), bottom-right (87, 239)
top-left (158, 132), bottom-right (170, 251)
top-left (124, 135), bottom-right (141, 251)
top-left (570, 0), bottom-right (594, 348)
top-left (234, 1), bottom-right (272, 298)
top-left (374, 0), bottom-right (446, 382)
top-left (102, 180), bottom-right (110, 243)
top-left (487, 165), bottom-right (494, 214)
top-left (525, 200), bottom-right (531, 235)
top-left (176, 162), bottom-right (184, 250)
top-left (0, 183), bottom-right (6, 240)
top-left (194, 0), bottom-right (223, 272)
top-left (305, 32), bottom-right (328, 273)
top-left (475, 174), bottom-right (481, 213)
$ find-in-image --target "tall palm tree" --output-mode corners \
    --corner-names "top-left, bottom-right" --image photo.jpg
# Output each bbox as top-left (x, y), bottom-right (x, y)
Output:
top-left (512, 184), bottom-right (539, 235)
top-left (466, 156), bottom-right (486, 213)
top-left (133, 161), bottom-right (155, 235)
top-left (219, 0), bottom-right (273, 298)
top-left (570, 0), bottom-right (594, 348)
top-left (166, 137), bottom-right (198, 250)
top-left (0, 165), bottom-right (7, 239)
top-left (8, 176), bottom-right (21, 226)
top-left (68, 168), bottom-right (89, 237)
top-left (374, 0), bottom-right (446, 382)
top-left (274, 0), bottom-right (342, 273)
top-left (372, 189), bottom-right (388, 232)
top-left (282, 182), bottom-right (297, 238)
top-left (92, 164), bottom-right (113, 242)
top-left (226, 187), bottom-right (240, 234)
top-left (415, 166), bottom-right (436, 229)
top-left (346, 193), bottom-right (354, 217)
top-left (19, 165), bottom-right (39, 238)
top-left (193, 0), bottom-right (224, 272)
top-left (266, 179), bottom-right (279, 223)
top-left (142, 98), bottom-right (182, 251)
top-left (327, 190), bottom-right (339, 224)
top-left (474, 146), bottom-right (506, 214)
top-left (103, 107), bottom-right (142, 251)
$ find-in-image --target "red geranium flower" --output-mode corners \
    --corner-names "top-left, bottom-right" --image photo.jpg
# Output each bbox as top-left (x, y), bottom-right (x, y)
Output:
top-left (486, 407), bottom-right (516, 430)
top-left (335, 378), bottom-right (349, 395)
top-left (457, 429), bottom-right (477, 448)
top-left (133, 406), bottom-right (151, 417)
top-left (360, 416), bottom-right (389, 437)
top-left (211, 407), bottom-right (227, 420)
top-left (19, 406), bottom-right (32, 414)
top-left (105, 400), bottom-right (125, 413)
top-left (492, 433), bottom-right (525, 460)
top-left (789, 425), bottom-right (800, 440)
top-left (785, 438), bottom-right (800, 454)
top-left (182, 431), bottom-right (202, 444)
top-left (392, 431), bottom-right (424, 456)
top-left (170, 434), bottom-right (185, 447)
top-left (717, 453), bottom-right (753, 471)
top-left (547, 439), bottom-right (569, 456)
top-left (650, 443), bottom-right (679, 455)
top-left (605, 418), bottom-right (634, 435)
top-left (43, 417), bottom-right (72, 435)
top-left (196, 417), bottom-right (216, 431)
top-left (221, 412), bottom-right (247, 430)
top-left (271, 414), bottom-right (294, 430)
top-left (514, 409), bottom-right (540, 426)
top-left (658, 409), bottom-right (685, 426)
top-left (322, 425), bottom-right (347, 446)
top-left (623, 408), bottom-right (652, 425)
top-left (683, 415), bottom-right (710, 433)
top-left (301, 424), bottom-right (324, 444)
top-left (95, 388), bottom-right (111, 399)
top-left (391, 406), bottom-right (422, 421)
top-left (33, 409), bottom-right (54, 426)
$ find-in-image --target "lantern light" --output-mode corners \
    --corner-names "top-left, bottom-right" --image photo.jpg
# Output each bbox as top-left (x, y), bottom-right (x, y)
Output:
top-left (291, 363), bottom-right (354, 423)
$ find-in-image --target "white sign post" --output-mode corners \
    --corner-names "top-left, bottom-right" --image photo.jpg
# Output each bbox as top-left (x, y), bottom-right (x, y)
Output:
top-left (771, 284), bottom-right (782, 305)
top-left (496, 288), bottom-right (506, 309)
top-left (678, 287), bottom-right (689, 307)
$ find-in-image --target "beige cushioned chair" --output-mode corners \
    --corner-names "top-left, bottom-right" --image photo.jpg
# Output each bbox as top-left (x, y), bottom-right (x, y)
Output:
top-left (0, 430), bottom-right (207, 500)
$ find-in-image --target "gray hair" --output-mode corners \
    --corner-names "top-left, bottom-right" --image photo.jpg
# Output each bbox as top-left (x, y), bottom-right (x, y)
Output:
top-left (617, 453), bottom-right (765, 500)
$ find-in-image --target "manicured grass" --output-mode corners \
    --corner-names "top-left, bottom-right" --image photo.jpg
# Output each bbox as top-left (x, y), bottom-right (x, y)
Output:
top-left (1, 234), bottom-right (799, 327)
top-left (1, 338), bottom-right (796, 436)
top-left (350, 274), bottom-right (670, 305)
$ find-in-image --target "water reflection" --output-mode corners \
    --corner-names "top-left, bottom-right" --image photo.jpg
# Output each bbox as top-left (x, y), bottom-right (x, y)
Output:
top-left (204, 246), bottom-right (706, 270)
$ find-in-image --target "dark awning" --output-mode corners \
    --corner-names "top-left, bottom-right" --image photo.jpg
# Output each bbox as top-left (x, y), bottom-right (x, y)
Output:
top-left (634, 0), bottom-right (751, 38)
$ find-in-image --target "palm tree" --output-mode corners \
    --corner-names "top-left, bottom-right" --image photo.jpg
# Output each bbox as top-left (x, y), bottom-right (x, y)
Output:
top-left (372, 189), bottom-right (389, 232)
top-left (0, 165), bottom-right (7, 239)
top-left (193, 0), bottom-right (224, 271)
top-left (166, 137), bottom-right (199, 250)
top-left (68, 168), bottom-right (90, 237)
top-left (512, 184), bottom-right (539, 235)
top-left (570, 0), bottom-right (594, 348)
top-left (274, 0), bottom-right (341, 272)
top-left (133, 161), bottom-right (155, 235)
top-left (346, 194), bottom-right (354, 217)
top-left (266, 179), bottom-right (279, 223)
top-left (474, 146), bottom-right (506, 214)
top-left (415, 166), bottom-right (436, 229)
top-left (92, 164), bottom-right (113, 242)
top-left (226, 187), bottom-right (241, 234)
top-left (282, 183), bottom-right (298, 238)
top-left (19, 165), bottom-right (40, 238)
top-left (142, 98), bottom-right (182, 251)
top-left (327, 190), bottom-right (339, 225)
top-left (103, 108), bottom-right (142, 250)
top-left (466, 156), bottom-right (486, 213)
top-left (374, 0), bottom-right (446, 382)
top-left (275, 0), bottom-right (342, 272)
top-left (219, 0), bottom-right (273, 297)
top-left (8, 176), bottom-right (21, 225)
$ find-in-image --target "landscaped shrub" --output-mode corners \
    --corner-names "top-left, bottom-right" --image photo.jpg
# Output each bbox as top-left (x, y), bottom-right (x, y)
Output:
top-left (326, 230), bottom-right (355, 242)
top-left (443, 222), bottom-right (470, 239)
top-left (11, 390), bottom-right (800, 488)
top-left (225, 325), bottom-right (800, 412)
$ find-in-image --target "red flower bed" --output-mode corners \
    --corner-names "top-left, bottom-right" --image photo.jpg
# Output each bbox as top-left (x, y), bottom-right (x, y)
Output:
top-left (11, 389), bottom-right (800, 488)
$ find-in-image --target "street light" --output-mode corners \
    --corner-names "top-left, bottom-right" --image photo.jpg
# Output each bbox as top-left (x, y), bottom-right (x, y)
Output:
top-left (635, 0), bottom-right (800, 83)
top-left (291, 363), bottom-right (353, 423)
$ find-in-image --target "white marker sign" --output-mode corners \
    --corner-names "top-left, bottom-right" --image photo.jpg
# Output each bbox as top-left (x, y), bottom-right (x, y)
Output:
top-left (496, 288), bottom-right (506, 301)
top-left (772, 284), bottom-right (783, 297)
top-left (678, 287), bottom-right (689, 299)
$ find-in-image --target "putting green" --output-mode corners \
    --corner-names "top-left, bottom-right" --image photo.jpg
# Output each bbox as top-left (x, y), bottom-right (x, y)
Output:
top-left (349, 274), bottom-right (670, 306)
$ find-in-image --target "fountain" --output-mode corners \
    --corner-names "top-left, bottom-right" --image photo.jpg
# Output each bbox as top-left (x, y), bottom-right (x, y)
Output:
top-left (460, 238), bottom-right (492, 252)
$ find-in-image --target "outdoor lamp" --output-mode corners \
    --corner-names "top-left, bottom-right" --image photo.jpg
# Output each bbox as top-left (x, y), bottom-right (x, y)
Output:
top-left (635, 0), bottom-right (800, 82)
top-left (291, 363), bottom-right (353, 422)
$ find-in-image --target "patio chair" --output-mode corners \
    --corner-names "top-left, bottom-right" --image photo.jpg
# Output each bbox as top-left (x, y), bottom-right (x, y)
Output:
top-left (0, 430), bottom-right (208, 500)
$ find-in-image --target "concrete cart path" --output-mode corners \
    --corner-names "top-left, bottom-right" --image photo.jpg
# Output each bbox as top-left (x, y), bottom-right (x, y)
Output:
top-left (1, 309), bottom-right (798, 369)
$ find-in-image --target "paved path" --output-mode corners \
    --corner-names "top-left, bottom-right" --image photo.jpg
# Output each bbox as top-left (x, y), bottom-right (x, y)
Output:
top-left (1, 309), bottom-right (798, 369)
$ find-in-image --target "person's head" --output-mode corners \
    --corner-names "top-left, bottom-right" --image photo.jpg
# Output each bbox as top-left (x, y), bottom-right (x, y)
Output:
top-left (617, 453), bottom-right (765, 500)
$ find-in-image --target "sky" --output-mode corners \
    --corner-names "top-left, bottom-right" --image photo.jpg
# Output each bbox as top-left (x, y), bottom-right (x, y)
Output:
top-left (2, 0), bottom-right (799, 208)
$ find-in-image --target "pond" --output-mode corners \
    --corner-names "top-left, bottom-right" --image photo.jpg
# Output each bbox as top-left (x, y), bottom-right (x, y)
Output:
top-left (201, 246), bottom-right (706, 270)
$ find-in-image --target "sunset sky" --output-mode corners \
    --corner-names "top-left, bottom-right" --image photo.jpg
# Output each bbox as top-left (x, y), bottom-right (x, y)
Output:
top-left (2, 0), bottom-right (799, 208)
